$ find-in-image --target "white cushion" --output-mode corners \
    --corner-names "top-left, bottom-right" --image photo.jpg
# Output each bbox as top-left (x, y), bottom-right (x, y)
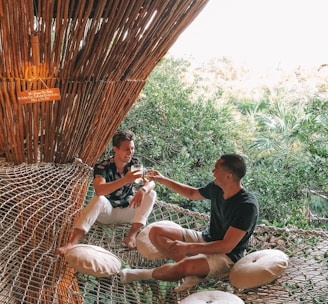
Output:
top-left (229, 249), bottom-right (288, 289)
top-left (136, 220), bottom-right (182, 260)
top-left (64, 244), bottom-right (121, 277)
top-left (180, 291), bottom-right (244, 304)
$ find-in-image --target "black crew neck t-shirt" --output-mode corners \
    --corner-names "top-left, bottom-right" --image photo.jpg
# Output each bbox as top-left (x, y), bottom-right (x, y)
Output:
top-left (199, 182), bottom-right (258, 262)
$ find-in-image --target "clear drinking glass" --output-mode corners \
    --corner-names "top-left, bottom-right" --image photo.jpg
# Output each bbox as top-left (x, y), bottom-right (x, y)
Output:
top-left (143, 167), bottom-right (153, 182)
top-left (131, 164), bottom-right (143, 184)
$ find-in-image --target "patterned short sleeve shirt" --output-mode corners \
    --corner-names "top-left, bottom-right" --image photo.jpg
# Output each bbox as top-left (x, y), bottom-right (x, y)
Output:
top-left (93, 157), bottom-right (140, 208)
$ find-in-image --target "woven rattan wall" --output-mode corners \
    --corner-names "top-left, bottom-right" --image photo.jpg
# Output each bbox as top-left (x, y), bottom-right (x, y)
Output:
top-left (0, 0), bottom-right (208, 165)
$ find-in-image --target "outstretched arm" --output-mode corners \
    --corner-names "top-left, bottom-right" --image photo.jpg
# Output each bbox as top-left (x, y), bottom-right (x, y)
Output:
top-left (149, 170), bottom-right (204, 200)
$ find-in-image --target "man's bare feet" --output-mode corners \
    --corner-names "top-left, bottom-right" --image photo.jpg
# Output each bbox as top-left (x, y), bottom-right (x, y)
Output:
top-left (57, 228), bottom-right (85, 255)
top-left (174, 276), bottom-right (203, 292)
top-left (120, 268), bottom-right (154, 283)
top-left (57, 243), bottom-right (74, 256)
top-left (122, 236), bottom-right (137, 250)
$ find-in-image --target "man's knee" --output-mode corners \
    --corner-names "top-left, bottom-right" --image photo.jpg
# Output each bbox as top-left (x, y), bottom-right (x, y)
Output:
top-left (148, 226), bottom-right (163, 245)
top-left (146, 190), bottom-right (157, 203)
top-left (149, 226), bottom-right (183, 247)
top-left (88, 195), bottom-right (108, 208)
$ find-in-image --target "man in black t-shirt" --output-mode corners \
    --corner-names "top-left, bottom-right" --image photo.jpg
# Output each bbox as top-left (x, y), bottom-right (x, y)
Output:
top-left (57, 130), bottom-right (156, 255)
top-left (120, 154), bottom-right (258, 292)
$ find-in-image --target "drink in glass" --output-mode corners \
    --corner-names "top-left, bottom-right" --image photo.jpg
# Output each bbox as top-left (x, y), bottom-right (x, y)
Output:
top-left (131, 164), bottom-right (143, 184)
top-left (143, 167), bottom-right (153, 182)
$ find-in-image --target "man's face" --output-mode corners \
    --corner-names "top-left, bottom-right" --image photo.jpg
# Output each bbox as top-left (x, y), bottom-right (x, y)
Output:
top-left (114, 140), bottom-right (135, 163)
top-left (212, 158), bottom-right (231, 186)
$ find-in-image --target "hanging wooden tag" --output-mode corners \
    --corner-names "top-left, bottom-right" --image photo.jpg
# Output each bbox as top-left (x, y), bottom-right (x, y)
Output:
top-left (17, 88), bottom-right (61, 104)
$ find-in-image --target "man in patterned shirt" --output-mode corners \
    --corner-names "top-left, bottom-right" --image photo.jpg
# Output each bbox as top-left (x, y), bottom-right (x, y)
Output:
top-left (57, 130), bottom-right (156, 254)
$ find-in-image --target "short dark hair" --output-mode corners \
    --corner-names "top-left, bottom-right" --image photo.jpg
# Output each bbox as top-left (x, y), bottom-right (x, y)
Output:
top-left (220, 154), bottom-right (247, 180)
top-left (112, 130), bottom-right (135, 148)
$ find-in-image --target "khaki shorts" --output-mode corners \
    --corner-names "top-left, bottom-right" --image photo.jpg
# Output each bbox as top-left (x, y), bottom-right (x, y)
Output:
top-left (182, 228), bottom-right (234, 278)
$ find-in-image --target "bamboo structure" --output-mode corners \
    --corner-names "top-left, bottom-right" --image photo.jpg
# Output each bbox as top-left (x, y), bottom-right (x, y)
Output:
top-left (1, 2), bottom-right (327, 304)
top-left (0, 0), bottom-right (209, 166)
top-left (0, 1), bottom-right (209, 303)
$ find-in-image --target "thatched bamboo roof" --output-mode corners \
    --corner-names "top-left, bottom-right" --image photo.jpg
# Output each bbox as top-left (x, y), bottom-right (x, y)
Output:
top-left (0, 0), bottom-right (208, 165)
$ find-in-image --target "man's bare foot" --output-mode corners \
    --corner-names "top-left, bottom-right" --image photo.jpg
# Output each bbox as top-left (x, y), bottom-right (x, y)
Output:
top-left (57, 243), bottom-right (74, 256)
top-left (174, 276), bottom-right (203, 292)
top-left (122, 236), bottom-right (137, 250)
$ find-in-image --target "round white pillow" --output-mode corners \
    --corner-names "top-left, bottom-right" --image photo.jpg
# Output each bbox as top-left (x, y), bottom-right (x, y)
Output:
top-left (180, 291), bottom-right (244, 304)
top-left (64, 244), bottom-right (121, 277)
top-left (229, 249), bottom-right (289, 289)
top-left (136, 220), bottom-right (182, 260)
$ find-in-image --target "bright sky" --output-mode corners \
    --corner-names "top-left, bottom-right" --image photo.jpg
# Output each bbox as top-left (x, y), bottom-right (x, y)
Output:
top-left (169, 0), bottom-right (328, 70)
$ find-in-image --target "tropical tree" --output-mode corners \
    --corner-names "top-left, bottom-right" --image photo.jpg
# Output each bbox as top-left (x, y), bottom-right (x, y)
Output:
top-left (115, 55), bottom-right (327, 228)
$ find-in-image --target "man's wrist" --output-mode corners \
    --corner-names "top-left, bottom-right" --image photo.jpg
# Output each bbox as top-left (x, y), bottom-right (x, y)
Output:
top-left (140, 187), bottom-right (147, 193)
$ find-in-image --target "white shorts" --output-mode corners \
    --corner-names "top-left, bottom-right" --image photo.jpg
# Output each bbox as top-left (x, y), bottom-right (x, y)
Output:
top-left (182, 228), bottom-right (234, 278)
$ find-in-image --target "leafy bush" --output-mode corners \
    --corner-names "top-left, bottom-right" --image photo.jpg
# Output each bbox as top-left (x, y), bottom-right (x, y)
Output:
top-left (116, 56), bottom-right (328, 229)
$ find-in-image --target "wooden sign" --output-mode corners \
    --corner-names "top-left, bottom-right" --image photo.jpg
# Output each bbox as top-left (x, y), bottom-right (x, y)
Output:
top-left (17, 88), bottom-right (61, 104)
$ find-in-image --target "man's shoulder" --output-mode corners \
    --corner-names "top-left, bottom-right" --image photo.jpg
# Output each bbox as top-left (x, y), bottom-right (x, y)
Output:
top-left (94, 157), bottom-right (114, 170)
top-left (199, 181), bottom-right (222, 198)
top-left (239, 188), bottom-right (258, 207)
top-left (240, 188), bottom-right (256, 196)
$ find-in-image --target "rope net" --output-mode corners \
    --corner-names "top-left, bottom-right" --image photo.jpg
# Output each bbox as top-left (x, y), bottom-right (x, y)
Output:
top-left (0, 161), bottom-right (327, 303)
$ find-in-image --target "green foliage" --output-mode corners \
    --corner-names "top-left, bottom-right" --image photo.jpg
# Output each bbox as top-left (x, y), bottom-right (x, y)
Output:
top-left (117, 55), bottom-right (328, 229)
